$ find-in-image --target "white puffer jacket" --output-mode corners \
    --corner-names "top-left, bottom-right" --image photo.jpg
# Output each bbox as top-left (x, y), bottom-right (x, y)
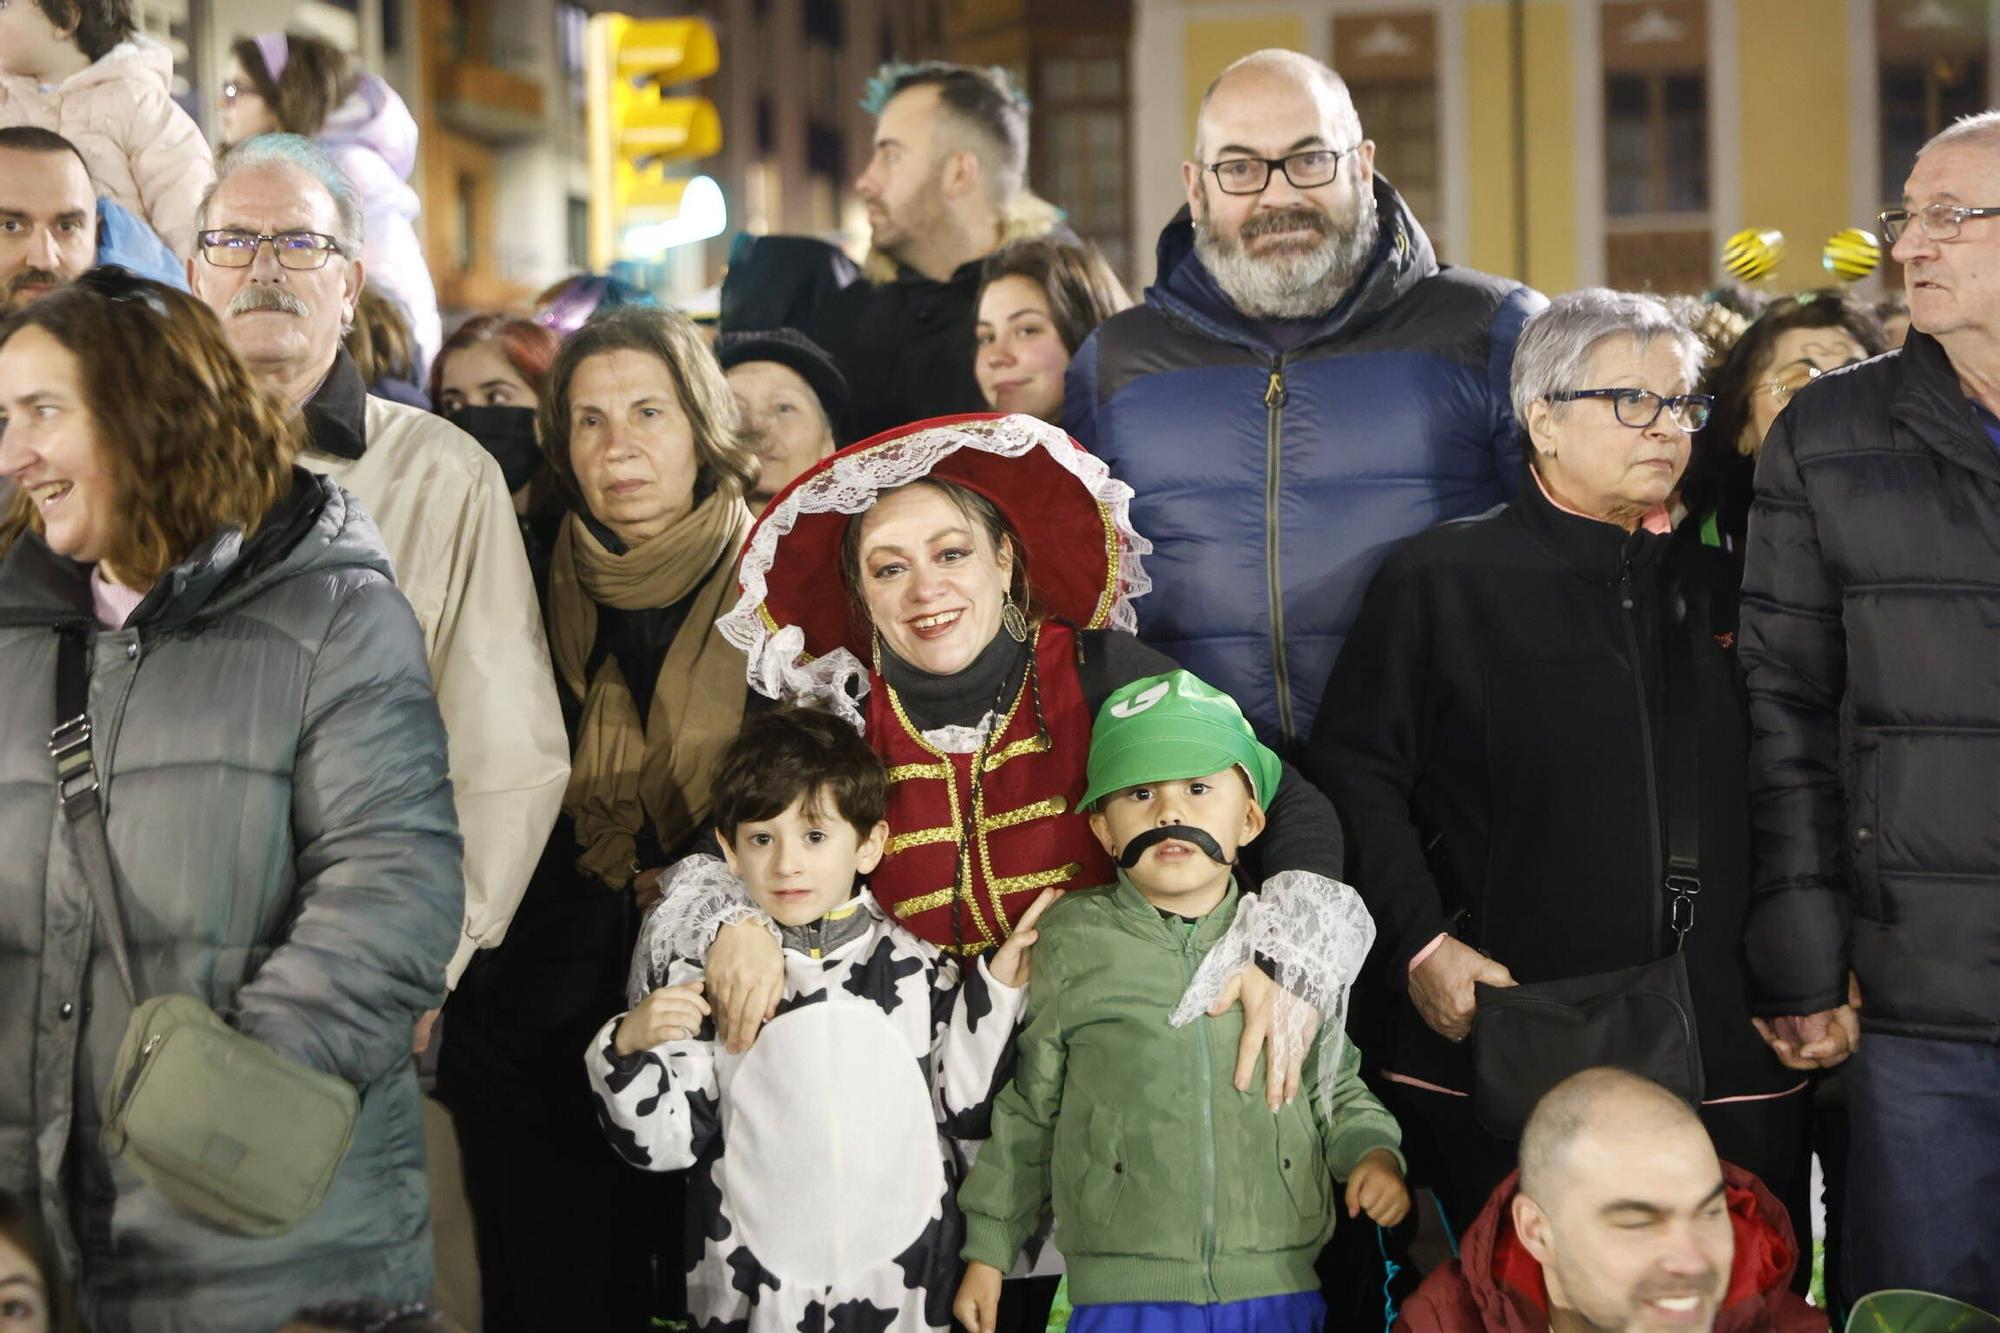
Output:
top-left (0, 36), bottom-right (215, 258)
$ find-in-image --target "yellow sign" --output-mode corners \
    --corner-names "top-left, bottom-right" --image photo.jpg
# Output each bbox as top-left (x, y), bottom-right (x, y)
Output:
top-left (586, 15), bottom-right (723, 268)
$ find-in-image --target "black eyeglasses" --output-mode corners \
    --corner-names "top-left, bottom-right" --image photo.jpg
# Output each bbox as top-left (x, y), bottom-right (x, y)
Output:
top-left (1205, 147), bottom-right (1356, 196)
top-left (1548, 388), bottom-right (1713, 431)
top-left (75, 264), bottom-right (172, 317)
top-left (221, 79), bottom-right (245, 103)
top-left (197, 229), bottom-right (346, 270)
top-left (1878, 203), bottom-right (2000, 243)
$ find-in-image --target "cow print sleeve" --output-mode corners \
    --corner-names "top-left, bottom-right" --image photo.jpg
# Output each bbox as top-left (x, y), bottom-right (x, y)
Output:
top-left (583, 957), bottom-right (721, 1172)
top-left (931, 954), bottom-right (1028, 1140)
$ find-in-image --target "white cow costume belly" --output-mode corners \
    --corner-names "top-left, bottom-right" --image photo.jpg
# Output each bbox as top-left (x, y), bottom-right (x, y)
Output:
top-left (586, 858), bottom-right (1025, 1331)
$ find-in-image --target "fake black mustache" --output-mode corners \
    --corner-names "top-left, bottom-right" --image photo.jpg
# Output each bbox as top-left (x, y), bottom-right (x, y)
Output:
top-left (1117, 824), bottom-right (1232, 869)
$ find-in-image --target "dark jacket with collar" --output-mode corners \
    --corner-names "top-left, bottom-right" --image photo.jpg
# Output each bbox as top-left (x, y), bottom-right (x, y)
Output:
top-left (0, 472), bottom-right (462, 1330)
top-left (1741, 332), bottom-right (2000, 1043)
top-left (1066, 179), bottom-right (1545, 748)
top-left (801, 255), bottom-right (997, 439)
top-left (1306, 471), bottom-right (1790, 1097)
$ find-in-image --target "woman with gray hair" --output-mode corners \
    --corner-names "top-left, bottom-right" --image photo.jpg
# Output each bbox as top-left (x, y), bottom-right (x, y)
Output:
top-left (1305, 288), bottom-right (1809, 1250)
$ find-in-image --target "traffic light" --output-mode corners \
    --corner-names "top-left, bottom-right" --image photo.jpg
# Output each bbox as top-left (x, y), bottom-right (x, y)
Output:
top-left (585, 14), bottom-right (724, 269)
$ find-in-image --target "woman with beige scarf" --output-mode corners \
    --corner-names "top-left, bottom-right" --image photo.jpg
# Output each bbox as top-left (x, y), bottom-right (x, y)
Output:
top-left (540, 307), bottom-right (761, 896)
top-left (438, 306), bottom-right (758, 1331)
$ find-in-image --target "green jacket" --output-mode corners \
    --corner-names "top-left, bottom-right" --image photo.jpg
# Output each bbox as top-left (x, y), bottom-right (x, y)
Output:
top-left (960, 875), bottom-right (1402, 1306)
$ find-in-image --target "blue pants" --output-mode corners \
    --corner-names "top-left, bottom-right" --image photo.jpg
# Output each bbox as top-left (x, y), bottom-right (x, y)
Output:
top-left (1069, 1291), bottom-right (1325, 1332)
top-left (1842, 1032), bottom-right (2000, 1313)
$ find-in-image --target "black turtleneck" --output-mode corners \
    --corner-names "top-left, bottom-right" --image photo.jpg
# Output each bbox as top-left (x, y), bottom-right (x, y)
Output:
top-left (876, 626), bottom-right (1031, 734)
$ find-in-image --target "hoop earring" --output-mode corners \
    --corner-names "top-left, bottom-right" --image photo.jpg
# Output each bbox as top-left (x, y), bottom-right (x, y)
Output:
top-left (1002, 592), bottom-right (1029, 643)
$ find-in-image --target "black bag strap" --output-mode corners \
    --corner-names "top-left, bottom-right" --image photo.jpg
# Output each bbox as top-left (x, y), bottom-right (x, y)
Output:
top-left (51, 629), bottom-right (138, 1005)
top-left (1662, 592), bottom-right (1701, 951)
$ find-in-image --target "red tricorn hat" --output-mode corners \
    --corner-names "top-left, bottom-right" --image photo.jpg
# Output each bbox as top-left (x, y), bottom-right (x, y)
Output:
top-left (716, 413), bottom-right (1152, 716)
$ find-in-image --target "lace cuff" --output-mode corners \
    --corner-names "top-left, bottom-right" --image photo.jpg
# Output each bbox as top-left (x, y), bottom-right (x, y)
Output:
top-left (626, 854), bottom-right (778, 1004)
top-left (1170, 871), bottom-right (1377, 1110)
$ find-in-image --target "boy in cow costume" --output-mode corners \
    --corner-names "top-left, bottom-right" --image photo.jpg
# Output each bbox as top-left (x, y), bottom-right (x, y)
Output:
top-left (585, 705), bottom-right (1048, 1331)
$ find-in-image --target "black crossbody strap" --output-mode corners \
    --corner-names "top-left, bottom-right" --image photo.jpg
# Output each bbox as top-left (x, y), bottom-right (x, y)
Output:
top-left (51, 630), bottom-right (138, 1005)
top-left (1662, 591), bottom-right (1701, 951)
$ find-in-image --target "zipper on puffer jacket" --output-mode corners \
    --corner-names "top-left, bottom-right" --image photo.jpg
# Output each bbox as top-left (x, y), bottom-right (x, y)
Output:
top-left (1264, 358), bottom-right (1294, 743)
top-left (1618, 556), bottom-right (1667, 954)
top-left (1183, 927), bottom-right (1222, 1302)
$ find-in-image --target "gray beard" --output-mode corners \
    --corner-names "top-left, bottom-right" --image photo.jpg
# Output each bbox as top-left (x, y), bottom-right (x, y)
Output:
top-left (1194, 188), bottom-right (1380, 321)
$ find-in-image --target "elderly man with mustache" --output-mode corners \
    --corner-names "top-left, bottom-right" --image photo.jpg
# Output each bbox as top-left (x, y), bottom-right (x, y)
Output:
top-left (189, 134), bottom-right (567, 1010)
top-left (1066, 49), bottom-right (1544, 753)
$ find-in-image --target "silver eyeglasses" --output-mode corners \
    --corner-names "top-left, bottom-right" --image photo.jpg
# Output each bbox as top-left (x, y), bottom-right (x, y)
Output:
top-left (1878, 203), bottom-right (2000, 243)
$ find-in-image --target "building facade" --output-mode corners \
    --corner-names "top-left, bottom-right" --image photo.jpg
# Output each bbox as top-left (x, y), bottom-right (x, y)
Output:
top-left (1126, 0), bottom-right (1998, 296)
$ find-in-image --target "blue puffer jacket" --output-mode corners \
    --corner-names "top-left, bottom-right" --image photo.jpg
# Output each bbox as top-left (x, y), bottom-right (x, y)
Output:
top-left (1066, 181), bottom-right (1543, 747)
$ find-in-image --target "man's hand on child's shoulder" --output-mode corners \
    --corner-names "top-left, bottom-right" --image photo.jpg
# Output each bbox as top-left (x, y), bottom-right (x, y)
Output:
top-left (986, 887), bottom-right (1060, 990)
top-left (613, 981), bottom-right (711, 1057)
top-left (953, 1259), bottom-right (1005, 1333)
top-left (1344, 1146), bottom-right (1411, 1228)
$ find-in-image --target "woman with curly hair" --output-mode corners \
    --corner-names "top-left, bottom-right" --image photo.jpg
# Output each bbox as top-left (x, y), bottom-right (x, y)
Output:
top-left (0, 270), bottom-right (462, 1331)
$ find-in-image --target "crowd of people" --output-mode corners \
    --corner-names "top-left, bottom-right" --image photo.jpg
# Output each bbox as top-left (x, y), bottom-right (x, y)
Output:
top-left (1, 3), bottom-right (1996, 1331)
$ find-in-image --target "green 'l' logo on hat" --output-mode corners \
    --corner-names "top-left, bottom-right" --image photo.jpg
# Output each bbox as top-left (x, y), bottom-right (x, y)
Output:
top-left (1080, 670), bottom-right (1284, 810)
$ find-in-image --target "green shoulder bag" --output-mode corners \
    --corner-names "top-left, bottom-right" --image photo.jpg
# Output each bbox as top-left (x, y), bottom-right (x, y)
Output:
top-left (52, 631), bottom-right (358, 1236)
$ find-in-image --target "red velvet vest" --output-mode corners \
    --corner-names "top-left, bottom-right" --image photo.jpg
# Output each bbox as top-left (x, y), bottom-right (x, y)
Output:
top-left (865, 623), bottom-right (1114, 953)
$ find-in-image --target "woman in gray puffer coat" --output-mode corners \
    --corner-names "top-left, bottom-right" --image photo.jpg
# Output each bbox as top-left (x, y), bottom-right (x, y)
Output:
top-left (0, 271), bottom-right (462, 1332)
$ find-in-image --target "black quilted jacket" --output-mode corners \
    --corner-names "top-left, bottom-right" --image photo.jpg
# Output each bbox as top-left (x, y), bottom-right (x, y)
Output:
top-left (1740, 330), bottom-right (2000, 1043)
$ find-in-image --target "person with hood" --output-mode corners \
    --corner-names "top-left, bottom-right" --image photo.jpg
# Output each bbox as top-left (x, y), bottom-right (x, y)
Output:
top-left (1066, 48), bottom-right (1542, 749)
top-left (798, 61), bottom-right (1069, 438)
top-left (0, 0), bottom-right (214, 258)
top-left (220, 31), bottom-right (440, 369)
top-left (1397, 1069), bottom-right (1823, 1333)
top-left (0, 268), bottom-right (463, 1331)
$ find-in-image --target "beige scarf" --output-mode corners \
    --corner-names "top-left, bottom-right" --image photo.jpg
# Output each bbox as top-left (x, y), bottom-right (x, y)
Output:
top-left (548, 490), bottom-right (752, 886)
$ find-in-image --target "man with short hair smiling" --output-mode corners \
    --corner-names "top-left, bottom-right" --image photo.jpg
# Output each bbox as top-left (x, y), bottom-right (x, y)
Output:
top-left (1068, 49), bottom-right (1543, 749)
top-left (189, 133), bottom-right (567, 1002)
top-left (1398, 1069), bottom-right (1820, 1333)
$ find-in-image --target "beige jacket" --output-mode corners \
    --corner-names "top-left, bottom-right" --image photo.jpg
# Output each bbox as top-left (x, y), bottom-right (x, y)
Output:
top-left (303, 395), bottom-right (570, 986)
top-left (0, 37), bottom-right (215, 258)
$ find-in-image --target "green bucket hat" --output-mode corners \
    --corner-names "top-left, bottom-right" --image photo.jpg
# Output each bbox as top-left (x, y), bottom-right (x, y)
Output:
top-left (1080, 670), bottom-right (1283, 810)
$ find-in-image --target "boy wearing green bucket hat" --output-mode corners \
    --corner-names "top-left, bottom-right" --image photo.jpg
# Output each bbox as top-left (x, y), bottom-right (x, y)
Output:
top-left (955, 670), bottom-right (1407, 1333)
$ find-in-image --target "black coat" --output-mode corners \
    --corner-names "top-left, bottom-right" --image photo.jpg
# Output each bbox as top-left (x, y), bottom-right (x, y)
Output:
top-left (1307, 473), bottom-right (1790, 1095)
top-left (1741, 332), bottom-right (2000, 1044)
top-left (801, 258), bottom-right (993, 439)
